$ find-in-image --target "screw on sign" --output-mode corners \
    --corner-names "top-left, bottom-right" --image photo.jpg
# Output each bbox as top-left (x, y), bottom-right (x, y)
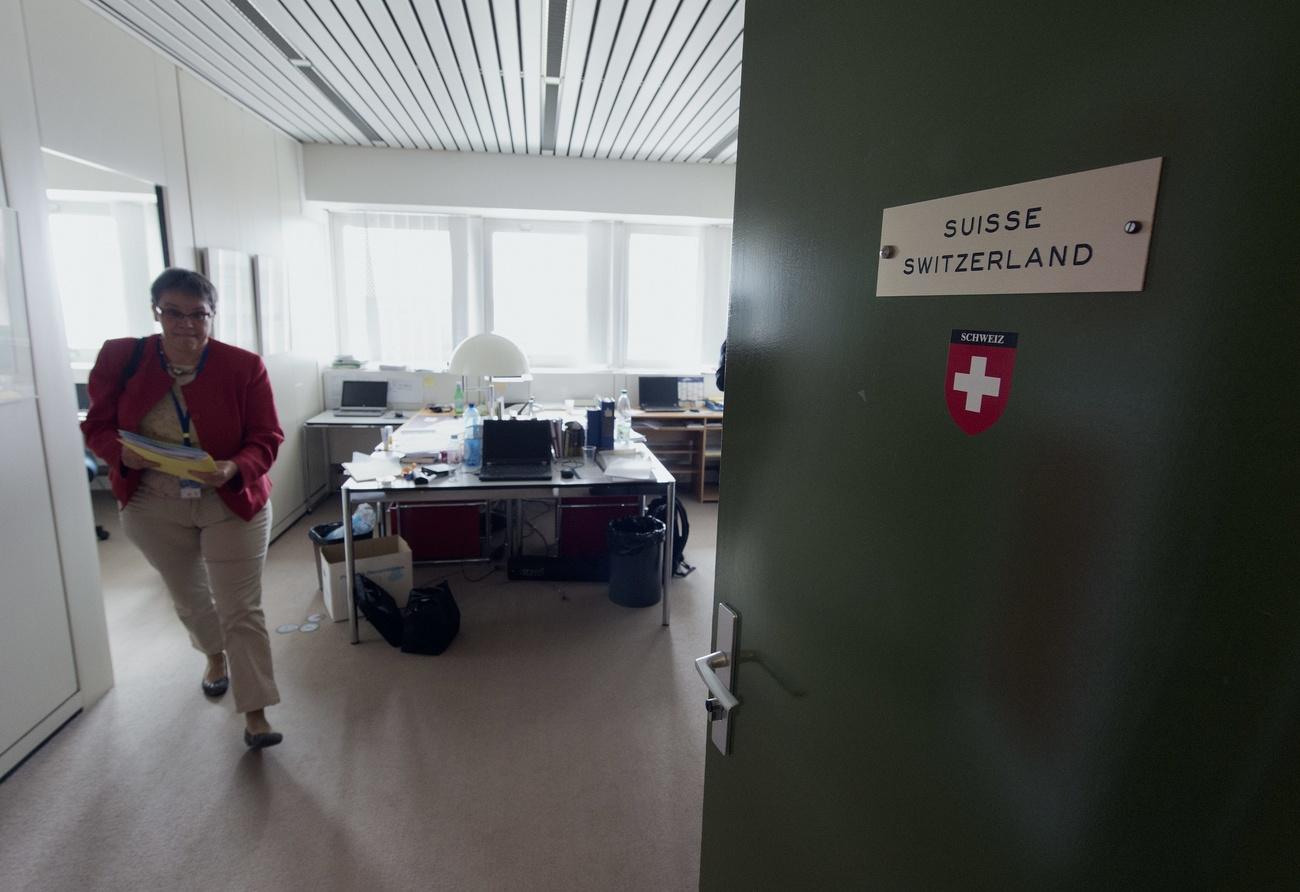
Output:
top-left (945, 330), bottom-right (1019, 435)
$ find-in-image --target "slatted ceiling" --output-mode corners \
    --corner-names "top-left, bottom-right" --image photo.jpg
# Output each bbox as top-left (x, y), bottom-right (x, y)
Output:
top-left (687, 112), bottom-right (738, 163)
top-left (622, 0), bottom-right (738, 158)
top-left (515, 0), bottom-right (543, 154)
top-left (487, 0), bottom-right (529, 154)
top-left (101, 0), bottom-right (347, 144)
top-left (565, 0), bottom-right (627, 158)
top-left (365, 4), bottom-right (455, 148)
top-left (464, 1), bottom-right (517, 153)
top-left (601, 0), bottom-right (705, 160)
top-left (297, 0), bottom-right (425, 147)
top-left (642, 27), bottom-right (741, 161)
top-left (551, 0), bottom-right (596, 157)
top-left (256, 1), bottom-right (402, 145)
top-left (337, 0), bottom-right (445, 149)
top-left (590, 0), bottom-right (680, 159)
top-left (398, 1), bottom-right (485, 152)
top-left (87, 0), bottom-right (743, 164)
top-left (197, 0), bottom-right (363, 142)
top-left (164, 0), bottom-right (332, 142)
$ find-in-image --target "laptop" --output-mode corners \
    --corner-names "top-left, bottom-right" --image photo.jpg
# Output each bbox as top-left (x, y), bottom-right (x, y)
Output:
top-left (335, 380), bottom-right (389, 416)
top-left (478, 420), bottom-right (554, 481)
top-left (639, 376), bottom-right (684, 411)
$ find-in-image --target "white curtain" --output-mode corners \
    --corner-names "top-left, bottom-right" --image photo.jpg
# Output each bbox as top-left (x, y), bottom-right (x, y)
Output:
top-left (331, 212), bottom-right (454, 369)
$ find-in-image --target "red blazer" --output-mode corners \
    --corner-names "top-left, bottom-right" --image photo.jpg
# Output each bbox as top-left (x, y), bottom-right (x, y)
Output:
top-left (82, 335), bottom-right (284, 521)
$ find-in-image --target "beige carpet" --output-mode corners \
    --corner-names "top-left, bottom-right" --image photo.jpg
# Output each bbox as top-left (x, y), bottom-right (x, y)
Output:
top-left (0, 491), bottom-right (715, 891)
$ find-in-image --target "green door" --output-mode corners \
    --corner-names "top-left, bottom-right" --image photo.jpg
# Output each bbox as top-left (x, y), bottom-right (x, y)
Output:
top-left (700, 1), bottom-right (1300, 887)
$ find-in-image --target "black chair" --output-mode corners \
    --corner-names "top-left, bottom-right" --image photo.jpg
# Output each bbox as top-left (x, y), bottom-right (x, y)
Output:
top-left (85, 449), bottom-right (109, 541)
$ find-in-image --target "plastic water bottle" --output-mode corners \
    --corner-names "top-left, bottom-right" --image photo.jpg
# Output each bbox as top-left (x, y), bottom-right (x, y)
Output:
top-left (614, 389), bottom-right (633, 447)
top-left (463, 403), bottom-right (483, 469)
top-left (453, 380), bottom-right (465, 416)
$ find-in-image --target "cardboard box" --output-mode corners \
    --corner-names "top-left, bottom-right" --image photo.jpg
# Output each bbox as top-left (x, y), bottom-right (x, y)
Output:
top-left (318, 535), bottom-right (413, 622)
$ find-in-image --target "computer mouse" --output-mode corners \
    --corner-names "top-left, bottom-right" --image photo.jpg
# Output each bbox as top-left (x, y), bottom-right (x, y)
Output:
top-left (393, 411), bottom-right (404, 418)
top-left (560, 468), bottom-right (575, 479)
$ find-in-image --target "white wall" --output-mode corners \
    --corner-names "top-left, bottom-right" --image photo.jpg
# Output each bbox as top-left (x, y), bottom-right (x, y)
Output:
top-left (23, 0), bottom-right (330, 543)
top-left (304, 144), bottom-right (736, 220)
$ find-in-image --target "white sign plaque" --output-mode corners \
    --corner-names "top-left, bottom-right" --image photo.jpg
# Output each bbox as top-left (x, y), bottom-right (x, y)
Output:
top-left (876, 158), bottom-right (1162, 297)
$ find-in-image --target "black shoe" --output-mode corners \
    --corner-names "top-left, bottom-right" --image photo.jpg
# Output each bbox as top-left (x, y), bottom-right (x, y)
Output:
top-left (244, 729), bottom-right (284, 750)
top-left (201, 676), bottom-right (229, 698)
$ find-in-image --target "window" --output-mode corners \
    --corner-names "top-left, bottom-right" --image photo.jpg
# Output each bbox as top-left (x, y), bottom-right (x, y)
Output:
top-left (327, 211), bottom-right (731, 373)
top-left (486, 225), bottom-right (589, 368)
top-left (332, 213), bottom-right (454, 369)
top-left (624, 230), bottom-right (702, 368)
top-left (47, 195), bottom-right (163, 364)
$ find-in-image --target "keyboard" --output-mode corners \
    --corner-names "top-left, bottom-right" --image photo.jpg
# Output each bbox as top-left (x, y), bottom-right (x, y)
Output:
top-left (479, 463), bottom-right (553, 481)
top-left (335, 407), bottom-right (386, 416)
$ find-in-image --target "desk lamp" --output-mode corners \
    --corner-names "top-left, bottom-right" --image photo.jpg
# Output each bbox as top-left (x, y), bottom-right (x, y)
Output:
top-left (447, 333), bottom-right (531, 418)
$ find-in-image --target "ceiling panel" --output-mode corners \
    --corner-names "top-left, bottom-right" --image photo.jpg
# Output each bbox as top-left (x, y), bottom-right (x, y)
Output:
top-left (86, 0), bottom-right (744, 164)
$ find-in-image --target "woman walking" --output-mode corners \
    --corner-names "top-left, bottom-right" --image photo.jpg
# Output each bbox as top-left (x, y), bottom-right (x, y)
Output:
top-left (83, 268), bottom-right (285, 749)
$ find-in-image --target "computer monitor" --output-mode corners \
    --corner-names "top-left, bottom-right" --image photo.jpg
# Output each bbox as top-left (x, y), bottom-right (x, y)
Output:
top-left (75, 382), bottom-right (90, 412)
top-left (340, 380), bottom-right (388, 409)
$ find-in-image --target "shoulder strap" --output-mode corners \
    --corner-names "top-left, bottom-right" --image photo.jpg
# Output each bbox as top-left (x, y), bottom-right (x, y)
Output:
top-left (119, 337), bottom-right (147, 390)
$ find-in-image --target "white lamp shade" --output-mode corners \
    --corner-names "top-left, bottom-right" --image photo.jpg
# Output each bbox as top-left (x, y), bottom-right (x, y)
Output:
top-left (447, 333), bottom-right (530, 378)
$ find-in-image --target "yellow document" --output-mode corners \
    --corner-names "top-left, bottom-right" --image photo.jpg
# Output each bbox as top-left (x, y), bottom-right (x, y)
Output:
top-left (118, 432), bottom-right (218, 482)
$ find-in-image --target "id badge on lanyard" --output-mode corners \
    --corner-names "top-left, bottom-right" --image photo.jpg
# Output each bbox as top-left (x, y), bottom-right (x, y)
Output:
top-left (170, 387), bottom-right (203, 500)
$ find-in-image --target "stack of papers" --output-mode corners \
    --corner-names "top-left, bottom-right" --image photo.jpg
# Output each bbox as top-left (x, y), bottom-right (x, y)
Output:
top-left (343, 451), bottom-right (403, 483)
top-left (118, 430), bottom-right (217, 481)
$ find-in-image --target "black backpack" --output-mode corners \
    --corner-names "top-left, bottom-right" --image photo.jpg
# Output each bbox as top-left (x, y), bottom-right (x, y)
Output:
top-left (649, 497), bottom-right (694, 577)
top-left (401, 582), bottom-right (460, 655)
top-left (354, 573), bottom-right (405, 647)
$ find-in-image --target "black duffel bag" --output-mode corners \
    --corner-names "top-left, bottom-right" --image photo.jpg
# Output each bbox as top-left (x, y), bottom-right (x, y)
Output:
top-left (354, 573), bottom-right (405, 648)
top-left (401, 582), bottom-right (460, 655)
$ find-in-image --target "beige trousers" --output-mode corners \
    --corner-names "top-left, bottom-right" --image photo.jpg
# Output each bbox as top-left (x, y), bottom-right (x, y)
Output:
top-left (120, 487), bottom-right (279, 713)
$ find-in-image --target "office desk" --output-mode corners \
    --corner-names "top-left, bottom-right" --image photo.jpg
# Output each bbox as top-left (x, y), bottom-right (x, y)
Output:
top-left (302, 409), bottom-right (437, 510)
top-left (632, 409), bottom-right (723, 502)
top-left (341, 417), bottom-right (677, 642)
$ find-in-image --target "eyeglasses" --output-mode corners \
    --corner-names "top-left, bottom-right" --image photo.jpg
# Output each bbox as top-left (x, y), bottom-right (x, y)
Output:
top-left (157, 308), bottom-right (213, 324)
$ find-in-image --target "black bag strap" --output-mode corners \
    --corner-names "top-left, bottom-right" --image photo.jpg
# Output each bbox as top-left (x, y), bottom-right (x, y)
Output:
top-left (119, 337), bottom-right (147, 390)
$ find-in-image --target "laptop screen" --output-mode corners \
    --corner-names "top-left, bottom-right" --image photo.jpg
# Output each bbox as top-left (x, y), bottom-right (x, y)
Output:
top-left (483, 420), bottom-right (552, 463)
top-left (639, 376), bottom-right (679, 407)
top-left (341, 380), bottom-right (388, 408)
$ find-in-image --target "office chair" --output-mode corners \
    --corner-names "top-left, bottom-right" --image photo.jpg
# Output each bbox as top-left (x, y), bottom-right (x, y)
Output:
top-left (85, 449), bottom-right (109, 541)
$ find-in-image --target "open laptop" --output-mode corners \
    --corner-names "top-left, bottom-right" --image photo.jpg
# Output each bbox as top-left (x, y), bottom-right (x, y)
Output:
top-left (638, 376), bottom-right (684, 411)
top-left (478, 420), bottom-right (554, 481)
top-left (335, 380), bottom-right (389, 416)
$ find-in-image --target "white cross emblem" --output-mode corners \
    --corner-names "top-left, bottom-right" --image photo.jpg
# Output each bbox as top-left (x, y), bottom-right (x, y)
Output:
top-left (953, 355), bottom-right (1001, 413)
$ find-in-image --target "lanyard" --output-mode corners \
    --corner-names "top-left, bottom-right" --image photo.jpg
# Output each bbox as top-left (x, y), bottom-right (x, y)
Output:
top-left (168, 388), bottom-right (192, 447)
top-left (157, 340), bottom-right (208, 447)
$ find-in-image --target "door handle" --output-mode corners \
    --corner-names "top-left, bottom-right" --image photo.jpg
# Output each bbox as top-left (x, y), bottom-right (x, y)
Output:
top-left (696, 651), bottom-right (740, 719)
top-left (699, 603), bottom-right (740, 754)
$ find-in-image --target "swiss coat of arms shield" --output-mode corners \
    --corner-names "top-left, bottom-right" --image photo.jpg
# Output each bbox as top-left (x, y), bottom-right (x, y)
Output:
top-left (945, 329), bottom-right (1018, 435)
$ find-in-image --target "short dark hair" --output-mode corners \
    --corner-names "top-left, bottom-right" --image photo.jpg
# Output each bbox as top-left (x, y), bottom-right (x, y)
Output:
top-left (150, 267), bottom-right (217, 310)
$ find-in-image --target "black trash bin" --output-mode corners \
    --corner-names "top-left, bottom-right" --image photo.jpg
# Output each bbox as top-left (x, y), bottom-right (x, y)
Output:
top-left (606, 515), bottom-right (666, 607)
top-left (309, 521), bottom-right (371, 593)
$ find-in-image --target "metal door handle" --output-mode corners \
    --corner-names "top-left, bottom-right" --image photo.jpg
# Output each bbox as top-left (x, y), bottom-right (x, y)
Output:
top-left (696, 651), bottom-right (740, 718)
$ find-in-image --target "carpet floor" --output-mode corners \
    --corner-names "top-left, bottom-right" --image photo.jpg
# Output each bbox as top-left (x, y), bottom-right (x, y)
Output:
top-left (0, 491), bottom-right (715, 891)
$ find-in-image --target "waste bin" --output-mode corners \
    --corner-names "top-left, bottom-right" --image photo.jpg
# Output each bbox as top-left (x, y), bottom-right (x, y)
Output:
top-left (606, 515), bottom-right (666, 607)
top-left (309, 521), bottom-right (371, 593)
